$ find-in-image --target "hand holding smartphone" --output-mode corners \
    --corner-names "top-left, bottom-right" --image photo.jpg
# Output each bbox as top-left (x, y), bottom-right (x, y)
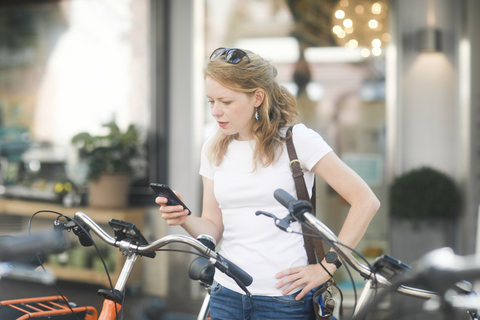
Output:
top-left (150, 183), bottom-right (191, 215)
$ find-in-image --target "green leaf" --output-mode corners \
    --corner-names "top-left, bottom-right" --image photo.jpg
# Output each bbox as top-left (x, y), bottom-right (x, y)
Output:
top-left (389, 167), bottom-right (461, 222)
top-left (70, 121), bottom-right (142, 180)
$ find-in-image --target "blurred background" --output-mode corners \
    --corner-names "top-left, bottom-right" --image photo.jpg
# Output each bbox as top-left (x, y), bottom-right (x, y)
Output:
top-left (0, 0), bottom-right (478, 318)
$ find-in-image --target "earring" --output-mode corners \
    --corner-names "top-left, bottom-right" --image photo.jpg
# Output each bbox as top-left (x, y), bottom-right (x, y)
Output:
top-left (254, 109), bottom-right (259, 120)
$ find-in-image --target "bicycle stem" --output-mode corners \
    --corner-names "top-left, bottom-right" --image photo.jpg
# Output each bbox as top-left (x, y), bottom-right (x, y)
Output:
top-left (114, 254), bottom-right (138, 292)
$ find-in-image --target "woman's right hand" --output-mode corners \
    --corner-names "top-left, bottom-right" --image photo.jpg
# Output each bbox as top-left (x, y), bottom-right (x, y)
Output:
top-left (156, 191), bottom-right (190, 226)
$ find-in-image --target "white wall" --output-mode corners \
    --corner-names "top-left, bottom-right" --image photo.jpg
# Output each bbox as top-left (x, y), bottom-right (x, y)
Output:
top-left (394, 0), bottom-right (459, 177)
top-left (392, 0), bottom-right (480, 256)
top-left (466, 0), bottom-right (480, 255)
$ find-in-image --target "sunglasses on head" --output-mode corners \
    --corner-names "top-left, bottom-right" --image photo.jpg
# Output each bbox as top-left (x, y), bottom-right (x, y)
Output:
top-left (209, 47), bottom-right (251, 64)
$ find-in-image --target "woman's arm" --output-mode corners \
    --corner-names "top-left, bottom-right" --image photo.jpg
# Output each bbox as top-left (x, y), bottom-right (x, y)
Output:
top-left (312, 151), bottom-right (380, 250)
top-left (156, 176), bottom-right (224, 243)
top-left (182, 177), bottom-right (224, 242)
top-left (276, 151), bottom-right (380, 299)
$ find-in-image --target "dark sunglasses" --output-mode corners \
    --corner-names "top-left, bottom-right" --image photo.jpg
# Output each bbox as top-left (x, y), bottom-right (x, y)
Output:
top-left (209, 47), bottom-right (251, 64)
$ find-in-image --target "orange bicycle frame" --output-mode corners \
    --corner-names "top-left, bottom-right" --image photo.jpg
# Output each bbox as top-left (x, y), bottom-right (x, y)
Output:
top-left (98, 299), bottom-right (122, 320)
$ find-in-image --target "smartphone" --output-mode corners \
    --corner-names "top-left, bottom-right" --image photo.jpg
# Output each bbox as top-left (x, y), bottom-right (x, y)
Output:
top-left (150, 183), bottom-right (191, 215)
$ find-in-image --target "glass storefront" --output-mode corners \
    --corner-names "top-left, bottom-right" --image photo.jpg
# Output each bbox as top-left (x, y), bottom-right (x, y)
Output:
top-left (0, 0), bottom-right (151, 204)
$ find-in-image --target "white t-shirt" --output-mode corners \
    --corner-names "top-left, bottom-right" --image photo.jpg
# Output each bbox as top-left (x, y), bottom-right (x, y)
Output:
top-left (199, 124), bottom-right (332, 296)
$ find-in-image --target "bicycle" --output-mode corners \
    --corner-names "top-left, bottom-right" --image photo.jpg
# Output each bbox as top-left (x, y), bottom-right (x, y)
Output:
top-left (255, 188), bottom-right (479, 320)
top-left (3, 199), bottom-right (476, 320)
top-left (0, 210), bottom-right (253, 320)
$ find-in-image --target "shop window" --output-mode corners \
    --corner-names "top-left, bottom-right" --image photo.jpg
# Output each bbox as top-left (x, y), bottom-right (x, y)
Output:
top-left (0, 0), bottom-right (150, 206)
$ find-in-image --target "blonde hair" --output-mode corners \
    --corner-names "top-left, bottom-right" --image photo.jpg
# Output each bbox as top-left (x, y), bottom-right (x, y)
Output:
top-left (205, 49), bottom-right (299, 169)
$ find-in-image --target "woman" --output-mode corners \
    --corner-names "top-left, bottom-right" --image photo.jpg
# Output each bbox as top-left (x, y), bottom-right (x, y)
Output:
top-left (156, 47), bottom-right (380, 319)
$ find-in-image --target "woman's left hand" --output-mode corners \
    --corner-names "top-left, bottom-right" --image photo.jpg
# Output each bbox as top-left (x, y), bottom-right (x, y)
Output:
top-left (275, 263), bottom-right (336, 300)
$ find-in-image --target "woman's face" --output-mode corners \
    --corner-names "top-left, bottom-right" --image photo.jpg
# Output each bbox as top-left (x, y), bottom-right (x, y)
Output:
top-left (206, 76), bottom-right (263, 141)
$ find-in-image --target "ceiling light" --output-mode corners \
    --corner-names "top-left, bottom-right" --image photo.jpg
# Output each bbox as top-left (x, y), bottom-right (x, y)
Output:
top-left (368, 19), bottom-right (378, 29)
top-left (335, 10), bottom-right (345, 19)
top-left (343, 19), bottom-right (353, 28)
top-left (331, 0), bottom-right (389, 56)
top-left (372, 38), bottom-right (382, 47)
top-left (372, 3), bottom-right (382, 14)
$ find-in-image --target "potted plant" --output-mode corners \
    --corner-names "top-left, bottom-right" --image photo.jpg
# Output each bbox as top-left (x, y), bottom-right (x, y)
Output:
top-left (389, 166), bottom-right (461, 266)
top-left (71, 121), bottom-right (141, 208)
top-left (390, 166), bottom-right (461, 224)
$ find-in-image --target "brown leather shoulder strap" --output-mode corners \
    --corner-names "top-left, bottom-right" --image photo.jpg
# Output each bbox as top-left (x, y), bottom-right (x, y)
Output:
top-left (286, 126), bottom-right (325, 264)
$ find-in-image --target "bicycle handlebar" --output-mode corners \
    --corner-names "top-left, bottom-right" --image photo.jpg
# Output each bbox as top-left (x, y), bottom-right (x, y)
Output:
top-left (414, 247), bottom-right (480, 292)
top-left (272, 188), bottom-right (438, 300)
top-left (276, 187), bottom-right (480, 320)
top-left (302, 212), bottom-right (437, 299)
top-left (73, 211), bottom-right (253, 292)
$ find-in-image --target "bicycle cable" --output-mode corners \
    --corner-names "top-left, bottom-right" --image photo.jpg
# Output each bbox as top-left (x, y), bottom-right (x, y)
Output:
top-left (294, 218), bottom-right (380, 319)
top-left (296, 221), bottom-right (355, 306)
top-left (281, 225), bottom-right (348, 317)
top-left (28, 210), bottom-right (119, 320)
top-left (332, 240), bottom-right (381, 319)
top-left (27, 211), bottom-right (82, 320)
top-left (53, 213), bottom-right (122, 320)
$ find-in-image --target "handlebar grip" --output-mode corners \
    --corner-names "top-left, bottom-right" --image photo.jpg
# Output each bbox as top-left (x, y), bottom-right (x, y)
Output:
top-left (217, 256), bottom-right (253, 287)
top-left (274, 189), bottom-right (297, 209)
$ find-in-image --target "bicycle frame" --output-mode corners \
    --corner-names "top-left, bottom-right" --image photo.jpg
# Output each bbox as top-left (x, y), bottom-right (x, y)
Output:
top-left (196, 293), bottom-right (210, 320)
top-left (98, 299), bottom-right (123, 320)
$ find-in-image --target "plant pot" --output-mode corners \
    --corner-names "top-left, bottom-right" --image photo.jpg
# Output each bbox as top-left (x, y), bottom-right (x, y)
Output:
top-left (390, 217), bottom-right (455, 264)
top-left (88, 173), bottom-right (131, 208)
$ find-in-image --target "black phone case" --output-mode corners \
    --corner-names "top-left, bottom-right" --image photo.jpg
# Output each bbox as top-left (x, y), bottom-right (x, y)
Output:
top-left (150, 183), bottom-right (191, 215)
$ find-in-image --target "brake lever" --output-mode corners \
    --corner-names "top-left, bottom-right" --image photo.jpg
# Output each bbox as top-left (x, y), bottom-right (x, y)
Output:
top-left (255, 211), bottom-right (293, 233)
top-left (255, 211), bottom-right (276, 219)
top-left (53, 218), bottom-right (94, 247)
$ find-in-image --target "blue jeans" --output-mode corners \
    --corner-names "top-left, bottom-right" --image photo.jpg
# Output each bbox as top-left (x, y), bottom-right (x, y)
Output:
top-left (209, 281), bottom-right (317, 320)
